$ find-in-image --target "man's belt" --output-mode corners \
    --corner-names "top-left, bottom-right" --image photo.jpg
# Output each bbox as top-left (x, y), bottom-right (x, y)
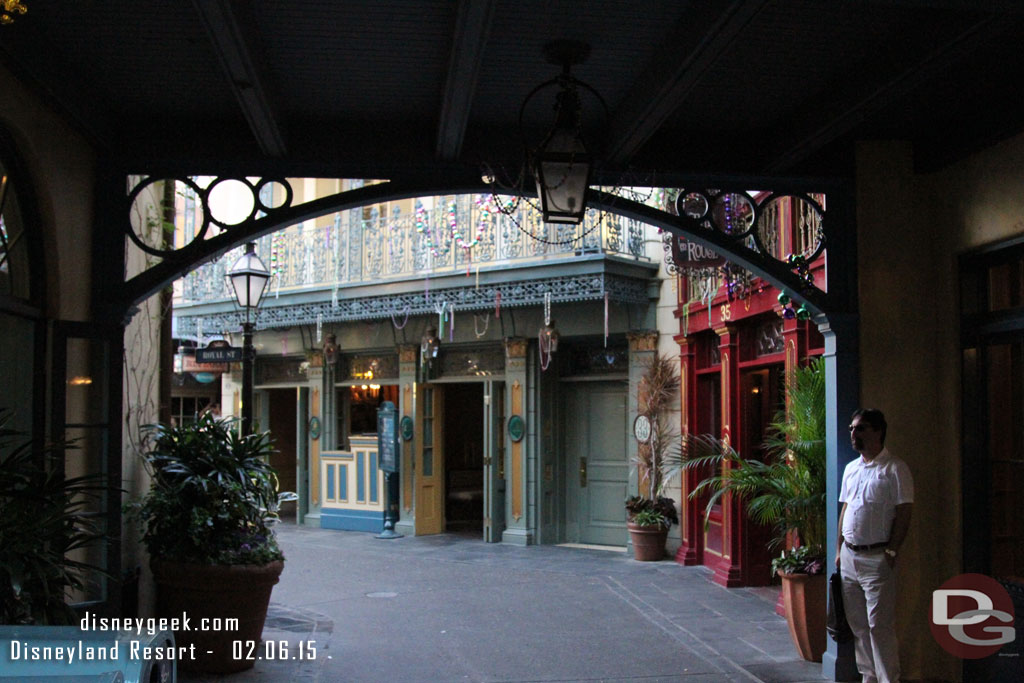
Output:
top-left (845, 540), bottom-right (888, 552)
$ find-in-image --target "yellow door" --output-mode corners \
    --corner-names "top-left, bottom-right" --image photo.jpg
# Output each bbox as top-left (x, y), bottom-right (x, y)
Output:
top-left (414, 384), bottom-right (444, 535)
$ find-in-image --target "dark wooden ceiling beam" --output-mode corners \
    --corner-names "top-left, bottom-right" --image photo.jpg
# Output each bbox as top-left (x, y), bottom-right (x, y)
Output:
top-left (762, 14), bottom-right (1010, 174)
top-left (192, 0), bottom-right (286, 157)
top-left (0, 22), bottom-right (114, 152)
top-left (605, 0), bottom-right (769, 166)
top-left (435, 0), bottom-right (496, 162)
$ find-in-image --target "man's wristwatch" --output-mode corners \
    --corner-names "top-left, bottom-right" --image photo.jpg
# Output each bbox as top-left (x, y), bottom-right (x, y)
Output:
top-left (884, 548), bottom-right (897, 559)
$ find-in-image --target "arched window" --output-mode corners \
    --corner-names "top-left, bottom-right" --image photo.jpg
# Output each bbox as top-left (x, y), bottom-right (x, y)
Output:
top-left (0, 124), bottom-right (45, 437)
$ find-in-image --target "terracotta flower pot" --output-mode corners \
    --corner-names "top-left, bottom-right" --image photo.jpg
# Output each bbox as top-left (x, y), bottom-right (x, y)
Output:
top-left (151, 559), bottom-right (284, 673)
top-left (778, 571), bottom-right (827, 662)
top-left (627, 521), bottom-right (668, 561)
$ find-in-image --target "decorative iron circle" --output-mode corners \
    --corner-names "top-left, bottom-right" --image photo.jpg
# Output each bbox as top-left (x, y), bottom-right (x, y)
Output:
top-left (675, 191), bottom-right (710, 220)
top-left (709, 191), bottom-right (757, 238)
top-left (203, 176), bottom-right (258, 229)
top-left (126, 176), bottom-right (209, 257)
top-left (255, 177), bottom-right (293, 213)
top-left (750, 192), bottom-right (826, 265)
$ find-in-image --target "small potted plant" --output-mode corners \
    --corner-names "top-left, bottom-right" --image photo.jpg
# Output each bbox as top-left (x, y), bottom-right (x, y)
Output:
top-left (128, 412), bottom-right (294, 673)
top-left (625, 495), bottom-right (679, 560)
top-left (626, 351), bottom-right (680, 561)
top-left (661, 358), bottom-right (827, 661)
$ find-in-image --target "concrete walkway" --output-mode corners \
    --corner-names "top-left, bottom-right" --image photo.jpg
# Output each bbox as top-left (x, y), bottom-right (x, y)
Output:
top-left (181, 523), bottom-right (826, 682)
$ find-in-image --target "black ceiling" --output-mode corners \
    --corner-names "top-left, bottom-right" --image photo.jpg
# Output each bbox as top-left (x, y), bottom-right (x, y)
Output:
top-left (3, 0), bottom-right (1024, 184)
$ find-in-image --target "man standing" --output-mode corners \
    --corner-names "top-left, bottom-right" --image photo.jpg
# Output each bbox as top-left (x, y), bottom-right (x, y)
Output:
top-left (836, 408), bottom-right (913, 683)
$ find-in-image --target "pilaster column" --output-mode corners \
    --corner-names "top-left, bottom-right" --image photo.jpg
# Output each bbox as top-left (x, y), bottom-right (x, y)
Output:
top-left (305, 362), bottom-right (324, 524)
top-left (627, 330), bottom-right (659, 497)
top-left (395, 344), bottom-right (418, 538)
top-left (715, 324), bottom-right (745, 587)
top-left (502, 337), bottom-right (532, 545)
top-left (782, 317), bottom-right (809, 391)
top-left (674, 334), bottom-right (701, 565)
top-left (626, 330), bottom-right (658, 559)
top-left (818, 313), bottom-right (860, 682)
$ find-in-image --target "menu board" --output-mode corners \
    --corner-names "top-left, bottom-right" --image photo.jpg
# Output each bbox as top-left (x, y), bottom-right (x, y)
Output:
top-left (377, 401), bottom-right (398, 473)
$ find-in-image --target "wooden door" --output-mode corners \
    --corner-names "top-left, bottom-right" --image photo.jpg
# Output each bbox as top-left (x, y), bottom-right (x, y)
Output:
top-left (568, 382), bottom-right (628, 546)
top-left (484, 381), bottom-right (506, 542)
top-left (414, 384), bottom-right (444, 535)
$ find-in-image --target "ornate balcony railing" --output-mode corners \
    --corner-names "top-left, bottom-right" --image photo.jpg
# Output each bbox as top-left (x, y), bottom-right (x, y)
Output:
top-left (177, 195), bottom-right (650, 306)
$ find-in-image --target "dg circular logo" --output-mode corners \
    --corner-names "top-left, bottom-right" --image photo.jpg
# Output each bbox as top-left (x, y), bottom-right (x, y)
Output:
top-left (930, 573), bottom-right (1016, 659)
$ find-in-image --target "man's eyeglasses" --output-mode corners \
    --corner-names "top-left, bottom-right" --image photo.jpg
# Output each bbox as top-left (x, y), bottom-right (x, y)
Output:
top-left (848, 423), bottom-right (874, 432)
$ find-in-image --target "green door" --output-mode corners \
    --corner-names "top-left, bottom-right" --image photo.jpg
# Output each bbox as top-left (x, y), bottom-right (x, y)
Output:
top-left (568, 382), bottom-right (628, 546)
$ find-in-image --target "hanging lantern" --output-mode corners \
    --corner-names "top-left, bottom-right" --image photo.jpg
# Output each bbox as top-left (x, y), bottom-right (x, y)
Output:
top-left (517, 40), bottom-right (604, 226)
top-left (533, 84), bottom-right (591, 225)
top-left (421, 326), bottom-right (440, 360)
top-left (323, 333), bottom-right (339, 366)
top-left (539, 320), bottom-right (560, 354)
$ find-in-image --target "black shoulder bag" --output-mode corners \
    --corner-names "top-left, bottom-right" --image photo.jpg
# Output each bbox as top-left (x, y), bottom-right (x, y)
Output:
top-left (826, 572), bottom-right (854, 643)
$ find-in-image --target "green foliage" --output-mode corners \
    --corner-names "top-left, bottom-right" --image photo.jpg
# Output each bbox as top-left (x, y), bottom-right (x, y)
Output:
top-left (127, 413), bottom-right (290, 566)
top-left (625, 495), bottom-right (678, 527)
top-left (771, 544), bottom-right (824, 576)
top-left (630, 508), bottom-right (670, 528)
top-left (0, 409), bottom-right (110, 624)
top-left (660, 358), bottom-right (827, 574)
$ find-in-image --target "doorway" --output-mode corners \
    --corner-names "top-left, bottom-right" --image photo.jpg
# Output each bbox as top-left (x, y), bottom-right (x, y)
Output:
top-left (443, 383), bottom-right (484, 534)
top-left (267, 388), bottom-right (298, 521)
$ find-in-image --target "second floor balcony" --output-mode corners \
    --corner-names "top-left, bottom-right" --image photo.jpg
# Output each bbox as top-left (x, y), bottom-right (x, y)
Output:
top-left (173, 195), bottom-right (659, 337)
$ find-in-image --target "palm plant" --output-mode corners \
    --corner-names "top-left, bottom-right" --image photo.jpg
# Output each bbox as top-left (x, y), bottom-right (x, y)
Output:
top-left (660, 358), bottom-right (827, 573)
top-left (0, 409), bottom-right (110, 624)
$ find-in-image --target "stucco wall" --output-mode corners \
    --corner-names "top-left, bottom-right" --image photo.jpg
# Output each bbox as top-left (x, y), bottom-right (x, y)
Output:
top-left (0, 62), bottom-right (95, 321)
top-left (856, 134), bottom-right (1024, 681)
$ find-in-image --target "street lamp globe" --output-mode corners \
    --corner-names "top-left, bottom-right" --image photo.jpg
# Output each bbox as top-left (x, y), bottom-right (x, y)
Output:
top-left (228, 242), bottom-right (271, 310)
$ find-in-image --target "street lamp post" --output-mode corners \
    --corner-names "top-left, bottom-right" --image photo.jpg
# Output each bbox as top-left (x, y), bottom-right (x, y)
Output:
top-left (228, 242), bottom-right (270, 436)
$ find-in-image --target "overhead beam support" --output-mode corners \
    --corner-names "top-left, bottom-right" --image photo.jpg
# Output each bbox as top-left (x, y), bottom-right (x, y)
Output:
top-left (605, 0), bottom-right (768, 166)
top-left (120, 179), bottom-right (841, 317)
top-left (762, 14), bottom-right (1008, 174)
top-left (436, 0), bottom-right (496, 161)
top-left (192, 0), bottom-right (287, 157)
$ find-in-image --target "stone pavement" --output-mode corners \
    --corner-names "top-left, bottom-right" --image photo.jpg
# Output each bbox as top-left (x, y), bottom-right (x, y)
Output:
top-left (180, 523), bottom-right (826, 682)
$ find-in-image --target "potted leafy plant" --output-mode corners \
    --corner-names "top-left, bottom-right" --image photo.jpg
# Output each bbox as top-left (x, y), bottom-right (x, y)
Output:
top-left (626, 351), bottom-right (680, 561)
top-left (660, 358), bottom-right (827, 661)
top-left (1, 409), bottom-right (108, 625)
top-left (128, 412), bottom-right (294, 673)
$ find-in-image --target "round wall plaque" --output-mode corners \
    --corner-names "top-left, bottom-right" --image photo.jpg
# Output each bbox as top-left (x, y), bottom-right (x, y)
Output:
top-left (507, 414), bottom-right (525, 442)
top-left (400, 415), bottom-right (414, 441)
top-left (308, 416), bottom-right (322, 440)
top-left (633, 414), bottom-right (652, 443)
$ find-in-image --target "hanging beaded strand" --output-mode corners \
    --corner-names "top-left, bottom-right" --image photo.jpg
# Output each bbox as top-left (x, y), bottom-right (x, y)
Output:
top-left (539, 292), bottom-right (553, 371)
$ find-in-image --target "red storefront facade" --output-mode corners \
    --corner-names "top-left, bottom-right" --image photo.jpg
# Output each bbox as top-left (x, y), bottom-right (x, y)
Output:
top-left (671, 195), bottom-right (825, 588)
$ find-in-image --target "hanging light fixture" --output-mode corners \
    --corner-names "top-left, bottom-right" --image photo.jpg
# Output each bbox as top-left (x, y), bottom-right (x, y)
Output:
top-left (538, 292), bottom-right (560, 371)
top-left (421, 326), bottom-right (440, 361)
top-left (323, 333), bottom-right (339, 366)
top-left (518, 41), bottom-right (605, 225)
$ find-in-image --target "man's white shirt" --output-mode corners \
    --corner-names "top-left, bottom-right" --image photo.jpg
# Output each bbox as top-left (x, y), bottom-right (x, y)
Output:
top-left (840, 448), bottom-right (914, 546)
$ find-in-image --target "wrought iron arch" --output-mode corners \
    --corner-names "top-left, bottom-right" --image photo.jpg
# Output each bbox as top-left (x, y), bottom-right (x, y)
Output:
top-left (120, 176), bottom-right (852, 318)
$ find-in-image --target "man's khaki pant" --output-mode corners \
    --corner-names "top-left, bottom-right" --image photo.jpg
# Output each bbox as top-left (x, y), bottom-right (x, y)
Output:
top-left (840, 544), bottom-right (900, 683)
